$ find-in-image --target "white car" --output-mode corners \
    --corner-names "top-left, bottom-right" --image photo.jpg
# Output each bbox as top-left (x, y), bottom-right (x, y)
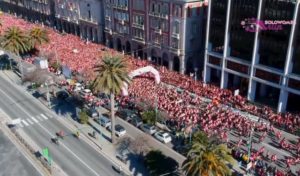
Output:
top-left (141, 124), bottom-right (157, 135)
top-left (154, 131), bottom-right (172, 143)
top-left (107, 124), bottom-right (126, 137)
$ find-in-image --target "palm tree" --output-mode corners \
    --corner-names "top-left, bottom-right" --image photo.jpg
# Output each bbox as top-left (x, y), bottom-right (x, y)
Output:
top-left (182, 134), bottom-right (236, 176)
top-left (0, 26), bottom-right (31, 55)
top-left (28, 27), bottom-right (49, 49)
top-left (91, 56), bottom-right (130, 144)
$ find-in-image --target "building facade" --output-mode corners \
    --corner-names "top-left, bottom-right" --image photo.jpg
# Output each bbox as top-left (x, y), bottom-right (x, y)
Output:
top-left (104, 0), bottom-right (208, 75)
top-left (0, 0), bottom-right (105, 43)
top-left (204, 0), bottom-right (300, 113)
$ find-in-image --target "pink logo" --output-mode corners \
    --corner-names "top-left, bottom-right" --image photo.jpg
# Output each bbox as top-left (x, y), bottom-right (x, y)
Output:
top-left (241, 18), bottom-right (293, 32)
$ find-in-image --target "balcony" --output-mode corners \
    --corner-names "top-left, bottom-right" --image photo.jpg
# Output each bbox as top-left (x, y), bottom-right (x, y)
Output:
top-left (132, 23), bottom-right (144, 30)
top-left (112, 4), bottom-right (128, 11)
top-left (79, 17), bottom-right (98, 25)
top-left (132, 36), bottom-right (146, 44)
top-left (149, 12), bottom-right (169, 20)
top-left (154, 28), bottom-right (162, 35)
top-left (171, 33), bottom-right (180, 39)
top-left (105, 16), bottom-right (111, 21)
top-left (104, 28), bottom-right (113, 35)
top-left (169, 46), bottom-right (181, 55)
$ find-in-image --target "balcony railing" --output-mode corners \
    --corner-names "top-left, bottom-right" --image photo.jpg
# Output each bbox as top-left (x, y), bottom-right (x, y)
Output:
top-left (104, 28), bottom-right (113, 35)
top-left (149, 12), bottom-right (169, 19)
top-left (154, 28), bottom-right (162, 35)
top-left (105, 16), bottom-right (111, 21)
top-left (112, 4), bottom-right (128, 11)
top-left (169, 46), bottom-right (181, 55)
top-left (171, 33), bottom-right (180, 39)
top-left (132, 23), bottom-right (145, 30)
top-left (132, 36), bottom-right (146, 44)
top-left (79, 17), bottom-right (98, 25)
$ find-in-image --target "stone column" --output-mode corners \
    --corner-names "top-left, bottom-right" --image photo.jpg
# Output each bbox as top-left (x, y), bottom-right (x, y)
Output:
top-left (277, 90), bottom-right (288, 113)
top-left (180, 56), bottom-right (186, 74)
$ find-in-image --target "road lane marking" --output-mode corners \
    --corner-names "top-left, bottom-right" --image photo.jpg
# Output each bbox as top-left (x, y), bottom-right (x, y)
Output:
top-left (21, 120), bottom-right (29, 126)
top-left (36, 123), bottom-right (100, 176)
top-left (40, 114), bottom-right (48, 120)
top-left (46, 113), bottom-right (53, 118)
top-left (26, 118), bottom-right (34, 125)
top-left (31, 116), bottom-right (38, 123)
top-left (18, 123), bottom-right (24, 128)
top-left (0, 88), bottom-right (100, 176)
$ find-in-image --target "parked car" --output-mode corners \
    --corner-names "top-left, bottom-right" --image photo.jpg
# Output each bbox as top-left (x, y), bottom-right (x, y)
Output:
top-left (79, 89), bottom-right (92, 98)
top-left (97, 115), bottom-right (111, 128)
top-left (116, 149), bottom-right (129, 164)
top-left (117, 109), bottom-right (134, 122)
top-left (154, 131), bottom-right (172, 143)
top-left (87, 108), bottom-right (98, 118)
top-left (107, 124), bottom-right (126, 137)
top-left (141, 124), bottom-right (157, 135)
top-left (130, 115), bottom-right (143, 127)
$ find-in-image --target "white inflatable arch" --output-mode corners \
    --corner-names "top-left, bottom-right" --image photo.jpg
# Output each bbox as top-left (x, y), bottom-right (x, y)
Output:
top-left (122, 66), bottom-right (160, 96)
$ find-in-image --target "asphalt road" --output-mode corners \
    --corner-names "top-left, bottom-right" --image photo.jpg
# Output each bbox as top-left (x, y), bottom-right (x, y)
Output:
top-left (0, 131), bottom-right (41, 176)
top-left (0, 75), bottom-right (121, 176)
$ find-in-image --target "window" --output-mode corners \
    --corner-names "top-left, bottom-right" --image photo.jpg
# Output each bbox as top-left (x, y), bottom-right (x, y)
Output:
top-left (171, 38), bottom-right (179, 49)
top-left (173, 21), bottom-right (179, 34)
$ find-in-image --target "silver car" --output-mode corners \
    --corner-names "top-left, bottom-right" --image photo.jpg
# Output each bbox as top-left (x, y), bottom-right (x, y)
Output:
top-left (141, 124), bottom-right (157, 135)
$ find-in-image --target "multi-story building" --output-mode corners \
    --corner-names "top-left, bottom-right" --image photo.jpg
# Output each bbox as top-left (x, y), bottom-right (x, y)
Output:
top-left (0, 0), bottom-right (105, 43)
top-left (104, 0), bottom-right (208, 75)
top-left (204, 0), bottom-right (300, 113)
top-left (0, 0), bottom-right (55, 25)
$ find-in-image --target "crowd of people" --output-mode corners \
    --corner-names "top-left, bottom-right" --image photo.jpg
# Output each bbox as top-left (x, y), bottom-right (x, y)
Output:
top-left (1, 13), bottom-right (300, 175)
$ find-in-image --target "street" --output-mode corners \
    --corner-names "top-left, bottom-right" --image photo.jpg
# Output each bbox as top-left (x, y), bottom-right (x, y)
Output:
top-left (0, 74), bottom-right (122, 176)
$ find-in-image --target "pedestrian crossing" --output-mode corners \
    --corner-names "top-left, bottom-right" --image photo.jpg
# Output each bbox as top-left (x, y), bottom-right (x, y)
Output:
top-left (18, 113), bottom-right (56, 128)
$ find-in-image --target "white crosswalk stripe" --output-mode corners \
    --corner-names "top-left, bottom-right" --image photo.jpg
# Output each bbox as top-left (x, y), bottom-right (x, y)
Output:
top-left (22, 120), bottom-right (29, 126)
top-left (31, 116), bottom-right (38, 123)
top-left (40, 114), bottom-right (48, 120)
top-left (19, 123), bottom-right (24, 128)
top-left (26, 118), bottom-right (34, 125)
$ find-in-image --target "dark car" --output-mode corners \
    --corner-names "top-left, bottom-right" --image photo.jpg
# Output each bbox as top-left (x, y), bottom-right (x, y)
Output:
top-left (130, 115), bottom-right (143, 127)
top-left (56, 90), bottom-right (69, 100)
top-left (117, 109), bottom-right (134, 122)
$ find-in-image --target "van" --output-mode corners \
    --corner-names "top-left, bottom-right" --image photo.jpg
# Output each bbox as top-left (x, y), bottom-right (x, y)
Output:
top-left (98, 115), bottom-right (111, 128)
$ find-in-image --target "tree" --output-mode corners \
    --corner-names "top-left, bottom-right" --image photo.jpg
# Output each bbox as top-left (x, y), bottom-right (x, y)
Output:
top-left (130, 135), bottom-right (150, 156)
top-left (79, 109), bottom-right (89, 124)
top-left (91, 55), bottom-right (130, 144)
top-left (0, 26), bottom-right (31, 55)
top-left (141, 110), bottom-right (156, 125)
top-left (28, 27), bottom-right (49, 49)
top-left (144, 150), bottom-right (179, 176)
top-left (182, 132), bottom-right (236, 176)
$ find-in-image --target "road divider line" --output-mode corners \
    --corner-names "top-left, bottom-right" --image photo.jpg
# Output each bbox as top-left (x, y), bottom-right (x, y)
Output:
top-left (21, 120), bottom-right (29, 126)
top-left (36, 123), bottom-right (100, 176)
top-left (31, 116), bottom-right (38, 123)
top-left (40, 114), bottom-right (48, 120)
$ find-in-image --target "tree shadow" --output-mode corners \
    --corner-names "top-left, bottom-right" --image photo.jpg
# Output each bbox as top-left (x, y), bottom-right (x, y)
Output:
top-left (127, 153), bottom-right (149, 176)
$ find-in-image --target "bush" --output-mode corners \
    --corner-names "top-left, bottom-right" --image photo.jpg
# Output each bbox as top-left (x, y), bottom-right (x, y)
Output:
top-left (79, 109), bottom-right (89, 124)
top-left (141, 110), bottom-right (156, 125)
